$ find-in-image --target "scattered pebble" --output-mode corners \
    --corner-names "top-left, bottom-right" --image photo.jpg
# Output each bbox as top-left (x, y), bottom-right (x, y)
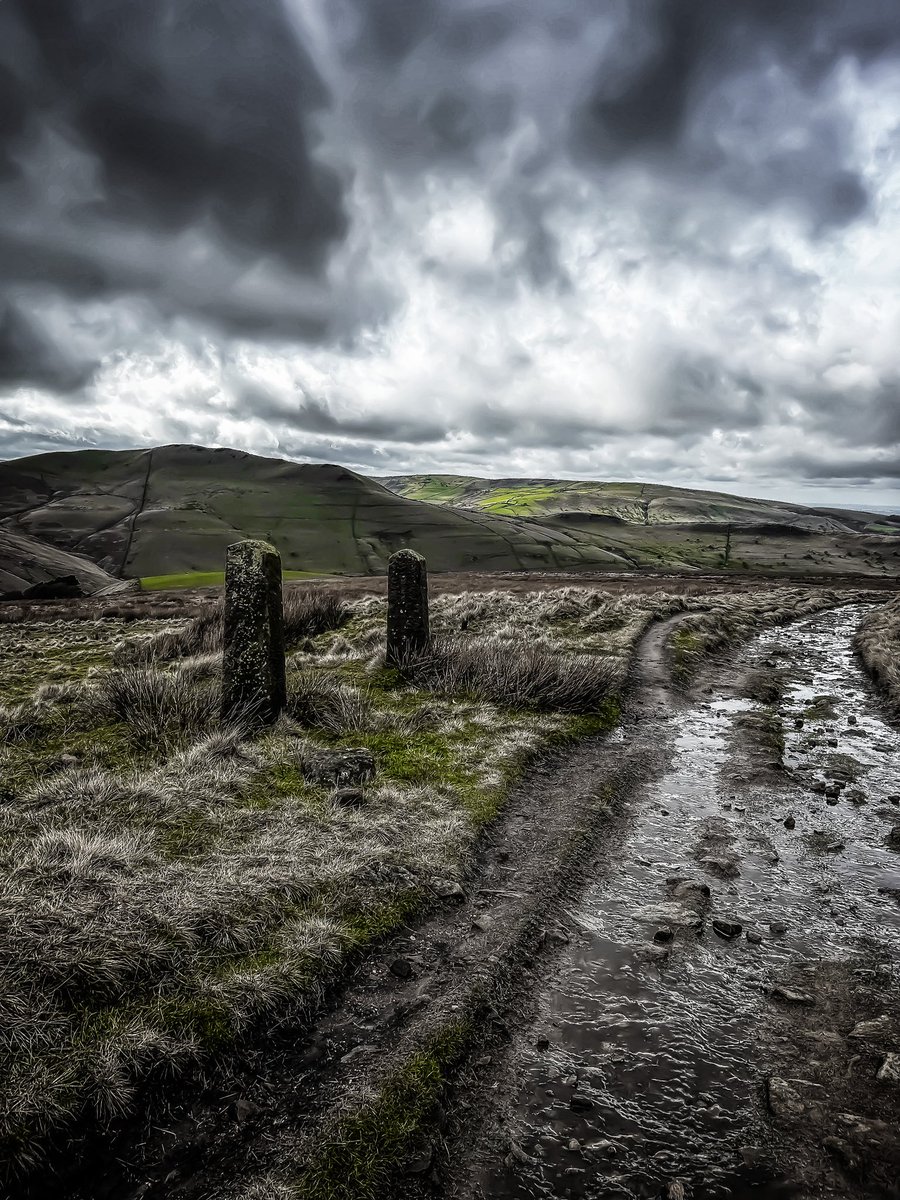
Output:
top-left (877, 1053), bottom-right (900, 1083)
top-left (784, 816), bottom-right (796, 830)
top-left (770, 986), bottom-right (815, 1006)
top-left (712, 919), bottom-right (742, 939)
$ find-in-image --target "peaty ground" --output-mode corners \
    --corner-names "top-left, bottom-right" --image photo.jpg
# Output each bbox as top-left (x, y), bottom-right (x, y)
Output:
top-left (0, 575), bottom-right (894, 1198)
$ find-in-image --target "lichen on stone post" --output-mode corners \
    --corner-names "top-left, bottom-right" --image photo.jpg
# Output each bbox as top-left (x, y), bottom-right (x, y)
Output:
top-left (386, 548), bottom-right (430, 667)
top-left (221, 539), bottom-right (286, 726)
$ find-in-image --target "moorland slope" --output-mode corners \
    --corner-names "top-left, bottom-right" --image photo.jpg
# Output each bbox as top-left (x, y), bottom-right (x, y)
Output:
top-left (0, 446), bottom-right (622, 582)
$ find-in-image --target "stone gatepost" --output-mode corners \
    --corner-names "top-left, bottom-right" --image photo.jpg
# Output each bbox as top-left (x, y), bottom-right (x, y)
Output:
top-left (386, 549), bottom-right (430, 667)
top-left (221, 539), bottom-right (286, 725)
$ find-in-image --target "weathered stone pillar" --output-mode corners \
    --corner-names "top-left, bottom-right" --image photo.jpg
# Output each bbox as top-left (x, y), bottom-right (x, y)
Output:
top-left (386, 549), bottom-right (430, 667)
top-left (221, 539), bottom-right (286, 726)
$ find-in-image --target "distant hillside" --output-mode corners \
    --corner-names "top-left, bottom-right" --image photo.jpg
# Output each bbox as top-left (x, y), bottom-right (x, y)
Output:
top-left (379, 475), bottom-right (897, 535)
top-left (378, 474), bottom-right (900, 579)
top-left (1, 448), bottom-right (898, 584)
top-left (0, 446), bottom-right (624, 581)
top-left (0, 527), bottom-right (116, 594)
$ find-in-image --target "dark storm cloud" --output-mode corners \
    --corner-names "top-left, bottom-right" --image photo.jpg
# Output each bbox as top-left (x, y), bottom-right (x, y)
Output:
top-left (0, 302), bottom-right (96, 392)
top-left (4, 0), bottom-right (344, 266)
top-left (781, 452), bottom-right (900, 482)
top-left (0, 0), bottom-right (350, 377)
top-left (575, 0), bottom-right (900, 227)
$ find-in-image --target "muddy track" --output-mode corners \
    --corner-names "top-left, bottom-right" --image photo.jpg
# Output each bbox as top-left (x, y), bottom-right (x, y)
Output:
top-left (30, 612), bottom-right (694, 1200)
top-left (454, 604), bottom-right (900, 1200)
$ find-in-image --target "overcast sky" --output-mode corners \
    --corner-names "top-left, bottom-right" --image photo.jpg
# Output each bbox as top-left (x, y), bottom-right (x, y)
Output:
top-left (1, 0), bottom-right (900, 507)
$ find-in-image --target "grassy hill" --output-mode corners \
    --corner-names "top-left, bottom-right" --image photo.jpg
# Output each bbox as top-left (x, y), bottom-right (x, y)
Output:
top-left (0, 446), bottom-right (625, 582)
top-left (1, 447), bottom-right (898, 584)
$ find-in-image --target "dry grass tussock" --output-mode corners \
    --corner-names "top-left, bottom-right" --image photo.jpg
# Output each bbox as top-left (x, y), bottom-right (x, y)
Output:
top-left (0, 594), bottom-right (585, 1173)
top-left (114, 590), bottom-right (349, 665)
top-left (0, 581), bottom-right (849, 1173)
top-left (855, 598), bottom-right (900, 714)
top-left (399, 638), bottom-right (622, 713)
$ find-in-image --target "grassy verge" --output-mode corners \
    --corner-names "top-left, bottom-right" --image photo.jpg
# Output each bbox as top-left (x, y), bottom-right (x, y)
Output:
top-left (0, 588), bottom-right (627, 1176)
top-left (855, 598), bottom-right (900, 715)
top-left (292, 1020), bottom-right (474, 1200)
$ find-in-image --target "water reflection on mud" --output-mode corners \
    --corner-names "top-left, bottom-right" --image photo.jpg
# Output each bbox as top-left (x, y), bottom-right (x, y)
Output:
top-left (480, 606), bottom-right (900, 1200)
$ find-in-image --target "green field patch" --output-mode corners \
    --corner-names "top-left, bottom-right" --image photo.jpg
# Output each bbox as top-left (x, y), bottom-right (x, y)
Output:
top-left (140, 570), bottom-right (330, 590)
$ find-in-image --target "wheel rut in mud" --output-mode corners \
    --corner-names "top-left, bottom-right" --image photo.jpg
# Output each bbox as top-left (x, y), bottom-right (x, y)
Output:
top-left (45, 611), bottom-right (691, 1200)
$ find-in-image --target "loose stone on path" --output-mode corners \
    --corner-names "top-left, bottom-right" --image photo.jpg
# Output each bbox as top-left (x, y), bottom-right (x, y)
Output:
top-left (221, 538), bottom-right (286, 726)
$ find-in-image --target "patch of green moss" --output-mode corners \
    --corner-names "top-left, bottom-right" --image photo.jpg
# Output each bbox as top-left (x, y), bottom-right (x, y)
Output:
top-left (295, 1020), bottom-right (473, 1200)
top-left (350, 728), bottom-right (477, 789)
top-left (556, 698), bottom-right (620, 739)
top-left (670, 626), bottom-right (702, 687)
top-left (0, 719), bottom-right (140, 798)
top-left (155, 994), bottom-right (233, 1049)
top-left (342, 890), bottom-right (424, 950)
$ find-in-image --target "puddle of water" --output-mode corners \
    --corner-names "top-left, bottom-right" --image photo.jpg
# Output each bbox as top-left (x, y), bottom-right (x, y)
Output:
top-left (479, 606), bottom-right (900, 1200)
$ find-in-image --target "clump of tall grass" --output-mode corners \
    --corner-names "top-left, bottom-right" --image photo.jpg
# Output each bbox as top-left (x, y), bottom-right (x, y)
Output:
top-left (398, 637), bottom-right (623, 713)
top-left (285, 668), bottom-right (372, 734)
top-left (855, 598), bottom-right (900, 715)
top-left (115, 591), bottom-right (349, 665)
top-left (85, 666), bottom-right (219, 748)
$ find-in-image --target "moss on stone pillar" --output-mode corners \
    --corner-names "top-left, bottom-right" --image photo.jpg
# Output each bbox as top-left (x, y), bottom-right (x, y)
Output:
top-left (386, 548), bottom-right (429, 667)
top-left (221, 539), bottom-right (286, 726)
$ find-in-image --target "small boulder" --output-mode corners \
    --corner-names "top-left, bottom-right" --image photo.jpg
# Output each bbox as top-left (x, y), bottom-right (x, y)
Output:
top-left (767, 1077), bottom-right (804, 1120)
top-left (770, 986), bottom-right (814, 1006)
top-left (848, 1016), bottom-right (891, 1042)
top-left (876, 1053), bottom-right (900, 1083)
top-left (783, 816), bottom-right (796, 830)
top-left (304, 748), bottom-right (376, 788)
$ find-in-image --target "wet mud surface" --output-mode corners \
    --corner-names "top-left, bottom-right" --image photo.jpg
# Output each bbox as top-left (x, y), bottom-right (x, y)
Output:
top-left (467, 606), bottom-right (900, 1200)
